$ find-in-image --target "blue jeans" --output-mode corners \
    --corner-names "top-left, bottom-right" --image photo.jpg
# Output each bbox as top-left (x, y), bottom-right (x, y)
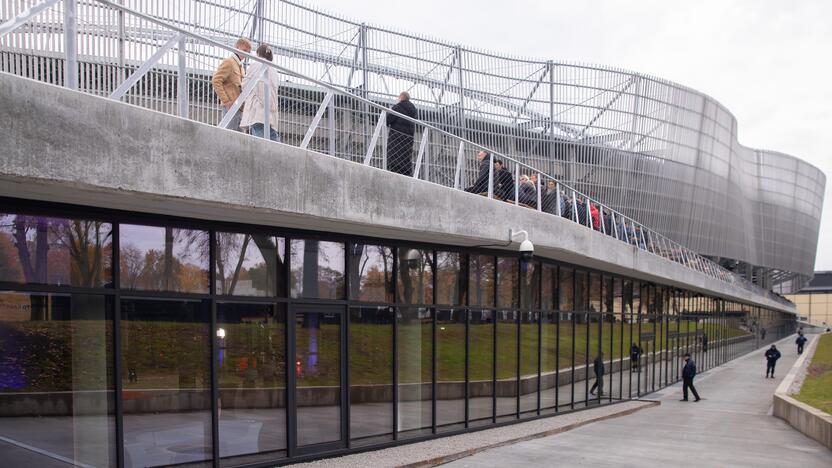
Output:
top-left (250, 123), bottom-right (280, 142)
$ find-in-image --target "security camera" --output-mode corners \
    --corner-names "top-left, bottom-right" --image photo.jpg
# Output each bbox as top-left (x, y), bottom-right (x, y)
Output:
top-left (519, 238), bottom-right (534, 262)
top-left (510, 229), bottom-right (534, 262)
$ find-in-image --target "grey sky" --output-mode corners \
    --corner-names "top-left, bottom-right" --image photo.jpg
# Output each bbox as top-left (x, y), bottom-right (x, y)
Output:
top-left (313, 0), bottom-right (832, 271)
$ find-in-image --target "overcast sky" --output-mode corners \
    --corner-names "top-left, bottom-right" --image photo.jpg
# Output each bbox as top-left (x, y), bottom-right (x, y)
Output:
top-left (313, 0), bottom-right (832, 271)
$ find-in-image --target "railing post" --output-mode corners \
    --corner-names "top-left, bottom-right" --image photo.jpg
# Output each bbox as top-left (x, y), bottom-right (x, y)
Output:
top-left (610, 211), bottom-right (618, 240)
top-left (453, 141), bottom-right (465, 189)
top-left (328, 94), bottom-right (336, 156)
top-left (301, 92), bottom-right (334, 149)
top-left (599, 205), bottom-right (605, 234)
top-left (487, 152), bottom-right (494, 198)
top-left (555, 182), bottom-right (561, 217)
top-left (514, 162), bottom-right (520, 206)
top-left (262, 72), bottom-right (270, 140)
top-left (413, 129), bottom-right (429, 179)
top-left (586, 197), bottom-right (593, 230)
top-left (177, 36), bottom-right (188, 118)
top-left (536, 173), bottom-right (542, 211)
top-left (571, 191), bottom-right (578, 223)
top-left (363, 110), bottom-right (386, 165)
top-left (64, 0), bottom-right (78, 90)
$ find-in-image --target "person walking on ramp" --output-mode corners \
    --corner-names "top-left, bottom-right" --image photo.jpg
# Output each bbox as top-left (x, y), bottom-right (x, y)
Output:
top-left (764, 344), bottom-right (781, 379)
top-left (681, 353), bottom-right (700, 402)
top-left (796, 334), bottom-right (808, 355)
top-left (589, 352), bottom-right (605, 397)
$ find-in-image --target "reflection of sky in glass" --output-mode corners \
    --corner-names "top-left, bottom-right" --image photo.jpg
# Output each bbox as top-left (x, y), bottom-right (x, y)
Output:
top-left (120, 224), bottom-right (208, 267)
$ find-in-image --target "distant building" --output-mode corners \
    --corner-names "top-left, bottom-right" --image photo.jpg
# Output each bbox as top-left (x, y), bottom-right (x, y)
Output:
top-left (785, 271), bottom-right (832, 326)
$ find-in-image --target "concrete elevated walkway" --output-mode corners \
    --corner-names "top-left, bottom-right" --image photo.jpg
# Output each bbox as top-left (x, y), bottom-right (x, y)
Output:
top-left (448, 335), bottom-right (831, 467)
top-left (0, 71), bottom-right (792, 313)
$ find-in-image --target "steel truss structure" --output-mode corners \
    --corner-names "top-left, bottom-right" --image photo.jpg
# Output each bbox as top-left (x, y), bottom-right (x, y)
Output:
top-left (0, 0), bottom-right (824, 294)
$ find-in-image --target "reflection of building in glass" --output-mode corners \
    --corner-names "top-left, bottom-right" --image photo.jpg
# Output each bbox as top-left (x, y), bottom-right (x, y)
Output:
top-left (784, 272), bottom-right (832, 327)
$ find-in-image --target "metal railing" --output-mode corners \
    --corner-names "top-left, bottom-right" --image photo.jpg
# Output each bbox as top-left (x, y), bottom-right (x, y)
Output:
top-left (0, 0), bottom-right (792, 307)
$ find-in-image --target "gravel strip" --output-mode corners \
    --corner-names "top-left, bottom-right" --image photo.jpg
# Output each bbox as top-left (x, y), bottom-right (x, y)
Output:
top-left (289, 400), bottom-right (656, 468)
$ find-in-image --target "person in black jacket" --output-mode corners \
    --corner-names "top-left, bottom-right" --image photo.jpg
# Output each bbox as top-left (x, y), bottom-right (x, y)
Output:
top-left (465, 151), bottom-right (490, 193)
top-left (702, 333), bottom-right (708, 353)
top-left (493, 160), bottom-right (515, 201)
top-left (630, 343), bottom-right (642, 372)
top-left (589, 352), bottom-right (605, 397)
top-left (385, 91), bottom-right (417, 176)
top-left (796, 334), bottom-right (808, 355)
top-left (681, 353), bottom-right (700, 402)
top-left (764, 344), bottom-right (781, 378)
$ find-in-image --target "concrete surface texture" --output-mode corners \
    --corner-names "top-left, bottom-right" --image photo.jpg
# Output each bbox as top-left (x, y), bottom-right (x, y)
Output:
top-left (774, 334), bottom-right (832, 449)
top-left (0, 71), bottom-right (790, 313)
top-left (446, 336), bottom-right (831, 468)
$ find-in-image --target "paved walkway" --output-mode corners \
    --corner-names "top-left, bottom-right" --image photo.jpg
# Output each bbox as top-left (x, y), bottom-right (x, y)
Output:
top-left (447, 335), bottom-right (831, 467)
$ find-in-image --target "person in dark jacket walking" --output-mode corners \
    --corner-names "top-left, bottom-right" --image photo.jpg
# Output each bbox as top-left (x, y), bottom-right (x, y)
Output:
top-left (796, 334), bottom-right (808, 355)
top-left (493, 160), bottom-right (515, 201)
top-left (702, 333), bottom-right (708, 353)
top-left (681, 353), bottom-right (700, 402)
top-left (630, 343), bottom-right (642, 372)
top-left (386, 91), bottom-right (417, 176)
top-left (589, 352), bottom-right (605, 396)
top-left (764, 344), bottom-right (781, 378)
top-left (465, 151), bottom-right (490, 194)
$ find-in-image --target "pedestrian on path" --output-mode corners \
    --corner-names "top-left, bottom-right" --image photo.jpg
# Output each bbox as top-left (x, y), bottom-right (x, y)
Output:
top-left (680, 353), bottom-right (700, 402)
top-left (590, 352), bottom-right (605, 397)
top-left (764, 344), bottom-right (781, 378)
top-left (796, 334), bottom-right (807, 355)
top-left (630, 343), bottom-right (642, 372)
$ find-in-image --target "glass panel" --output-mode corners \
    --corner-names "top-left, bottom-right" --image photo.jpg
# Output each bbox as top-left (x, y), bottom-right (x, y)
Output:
top-left (217, 303), bottom-right (286, 465)
top-left (522, 261), bottom-right (540, 310)
top-left (496, 310), bottom-right (517, 419)
top-left (436, 252), bottom-right (466, 306)
top-left (0, 214), bottom-right (113, 287)
top-left (541, 264), bottom-right (555, 311)
top-left (540, 311), bottom-right (557, 412)
top-left (468, 308), bottom-right (493, 426)
top-left (496, 258), bottom-right (518, 309)
top-left (119, 224), bottom-right (209, 293)
top-left (348, 244), bottom-right (393, 303)
top-left (519, 310), bottom-right (539, 416)
top-left (559, 267), bottom-right (573, 311)
top-left (469, 255), bottom-right (494, 307)
top-left (349, 306), bottom-right (393, 445)
top-left (397, 307), bottom-right (432, 437)
top-left (0, 292), bottom-right (115, 467)
top-left (290, 240), bottom-right (345, 300)
top-left (295, 308), bottom-right (341, 447)
top-left (215, 233), bottom-right (284, 297)
top-left (436, 308), bottom-right (465, 431)
top-left (121, 298), bottom-right (212, 467)
top-left (558, 311), bottom-right (574, 409)
top-left (397, 250), bottom-right (434, 305)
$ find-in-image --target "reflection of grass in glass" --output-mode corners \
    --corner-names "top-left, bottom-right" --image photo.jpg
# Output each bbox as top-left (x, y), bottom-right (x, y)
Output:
top-left (121, 321), bottom-right (210, 390)
top-left (295, 324), bottom-right (340, 387)
top-left (350, 323), bottom-right (393, 385)
top-left (217, 323), bottom-right (286, 389)
top-left (0, 321), bottom-right (112, 392)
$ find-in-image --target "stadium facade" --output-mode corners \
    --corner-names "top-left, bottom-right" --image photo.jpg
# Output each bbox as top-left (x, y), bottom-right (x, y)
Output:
top-left (0, 1), bottom-right (824, 467)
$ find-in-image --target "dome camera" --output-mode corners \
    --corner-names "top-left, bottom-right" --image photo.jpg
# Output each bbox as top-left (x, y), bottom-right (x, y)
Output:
top-left (519, 238), bottom-right (534, 262)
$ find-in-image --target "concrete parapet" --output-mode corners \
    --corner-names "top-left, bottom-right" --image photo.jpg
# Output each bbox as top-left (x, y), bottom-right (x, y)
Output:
top-left (773, 334), bottom-right (832, 450)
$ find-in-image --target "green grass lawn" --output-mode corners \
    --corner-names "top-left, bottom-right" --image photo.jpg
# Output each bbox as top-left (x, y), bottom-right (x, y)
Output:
top-left (795, 333), bottom-right (832, 415)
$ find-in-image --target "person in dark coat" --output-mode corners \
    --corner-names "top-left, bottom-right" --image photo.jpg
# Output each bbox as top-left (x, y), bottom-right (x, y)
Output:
top-left (681, 353), bottom-right (700, 402)
top-left (518, 175), bottom-right (537, 206)
top-left (542, 180), bottom-right (558, 214)
top-left (589, 352), bottom-right (605, 396)
top-left (630, 343), bottom-right (642, 372)
top-left (385, 91), bottom-right (417, 176)
top-left (764, 344), bottom-right (781, 378)
top-left (796, 334), bottom-right (808, 355)
top-left (761, 327), bottom-right (766, 340)
top-left (465, 151), bottom-right (490, 194)
top-left (493, 160), bottom-right (515, 201)
top-left (702, 333), bottom-right (708, 353)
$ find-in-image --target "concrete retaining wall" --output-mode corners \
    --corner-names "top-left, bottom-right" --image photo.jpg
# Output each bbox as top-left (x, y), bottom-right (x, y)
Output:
top-left (773, 334), bottom-right (832, 450)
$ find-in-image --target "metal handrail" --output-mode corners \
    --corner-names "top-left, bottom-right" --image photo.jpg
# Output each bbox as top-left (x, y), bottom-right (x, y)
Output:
top-left (0, 0), bottom-right (791, 306)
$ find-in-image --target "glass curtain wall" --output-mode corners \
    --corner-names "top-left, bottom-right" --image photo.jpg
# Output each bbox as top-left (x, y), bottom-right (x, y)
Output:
top-left (0, 206), bottom-right (797, 467)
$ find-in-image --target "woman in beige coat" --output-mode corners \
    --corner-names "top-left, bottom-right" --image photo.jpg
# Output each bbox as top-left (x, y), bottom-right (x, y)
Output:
top-left (240, 44), bottom-right (280, 141)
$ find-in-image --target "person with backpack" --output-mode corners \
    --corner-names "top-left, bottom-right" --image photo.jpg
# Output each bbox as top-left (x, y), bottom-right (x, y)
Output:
top-left (680, 353), bottom-right (700, 402)
top-left (796, 334), bottom-right (808, 355)
top-left (764, 344), bottom-right (781, 378)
